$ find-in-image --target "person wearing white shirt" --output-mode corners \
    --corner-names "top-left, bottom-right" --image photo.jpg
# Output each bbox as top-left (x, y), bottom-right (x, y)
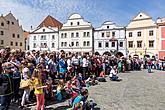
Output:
top-left (82, 55), bottom-right (88, 79)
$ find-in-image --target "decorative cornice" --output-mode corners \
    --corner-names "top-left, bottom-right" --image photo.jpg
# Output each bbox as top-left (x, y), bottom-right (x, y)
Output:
top-left (60, 27), bottom-right (93, 31)
top-left (126, 25), bottom-right (157, 30)
top-left (30, 31), bottom-right (58, 34)
top-left (131, 17), bottom-right (152, 22)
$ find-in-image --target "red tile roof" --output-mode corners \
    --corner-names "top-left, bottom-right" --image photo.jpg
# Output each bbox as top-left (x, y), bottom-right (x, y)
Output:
top-left (38, 15), bottom-right (62, 29)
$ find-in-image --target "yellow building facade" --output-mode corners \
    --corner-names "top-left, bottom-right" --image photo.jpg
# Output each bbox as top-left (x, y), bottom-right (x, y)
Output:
top-left (126, 12), bottom-right (159, 58)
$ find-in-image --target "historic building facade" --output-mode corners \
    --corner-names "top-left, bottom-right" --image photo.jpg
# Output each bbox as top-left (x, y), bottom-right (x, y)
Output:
top-left (0, 12), bottom-right (25, 50)
top-left (28, 15), bottom-right (62, 51)
top-left (59, 13), bottom-right (94, 53)
top-left (94, 21), bottom-right (126, 56)
top-left (157, 17), bottom-right (165, 59)
top-left (126, 12), bottom-right (159, 58)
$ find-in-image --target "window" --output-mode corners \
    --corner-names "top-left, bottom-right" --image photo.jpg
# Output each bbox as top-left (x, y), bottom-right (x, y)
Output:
top-left (76, 42), bottom-right (79, 46)
top-left (112, 32), bottom-right (115, 37)
top-left (64, 33), bottom-right (67, 38)
top-left (137, 31), bottom-right (141, 37)
top-left (119, 42), bottom-right (123, 47)
top-left (106, 32), bottom-right (110, 37)
top-left (83, 32), bottom-right (86, 37)
top-left (64, 42), bottom-right (67, 46)
top-left (41, 35), bottom-right (44, 40)
top-left (87, 32), bottom-right (90, 37)
top-left (71, 22), bottom-right (73, 25)
top-left (0, 40), bottom-right (3, 45)
top-left (61, 33), bottom-right (63, 38)
top-left (17, 34), bottom-right (20, 38)
top-left (40, 43), bottom-right (43, 48)
top-left (20, 42), bottom-right (22, 46)
top-left (71, 33), bottom-right (74, 37)
top-left (61, 42), bottom-right (63, 47)
top-left (137, 41), bottom-right (142, 48)
top-left (149, 41), bottom-right (154, 48)
top-left (44, 43), bottom-right (47, 48)
top-left (1, 31), bottom-right (4, 35)
top-left (112, 42), bottom-right (115, 47)
top-left (105, 42), bottom-right (109, 48)
top-left (11, 42), bottom-right (13, 46)
top-left (98, 42), bottom-right (102, 48)
top-left (43, 29), bottom-right (45, 32)
top-left (77, 22), bottom-right (80, 25)
top-left (33, 36), bottom-right (36, 40)
top-left (71, 42), bottom-right (74, 46)
top-left (149, 30), bottom-right (153, 36)
top-left (33, 43), bottom-right (36, 48)
top-left (87, 41), bottom-right (90, 46)
top-left (52, 35), bottom-right (55, 39)
top-left (7, 21), bottom-right (10, 24)
top-left (12, 33), bottom-right (15, 38)
top-left (83, 41), bottom-right (86, 46)
top-left (128, 41), bottom-right (133, 48)
top-left (52, 43), bottom-right (55, 48)
top-left (11, 22), bottom-right (14, 25)
top-left (76, 32), bottom-right (79, 37)
top-left (107, 26), bottom-right (109, 29)
top-left (44, 35), bottom-right (46, 40)
top-left (1, 22), bottom-right (4, 26)
top-left (129, 32), bottom-right (132, 37)
top-left (102, 32), bottom-right (104, 37)
top-left (15, 42), bottom-right (18, 46)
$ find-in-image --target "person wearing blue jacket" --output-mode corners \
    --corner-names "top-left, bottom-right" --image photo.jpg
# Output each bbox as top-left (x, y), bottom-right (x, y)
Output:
top-left (58, 50), bottom-right (67, 79)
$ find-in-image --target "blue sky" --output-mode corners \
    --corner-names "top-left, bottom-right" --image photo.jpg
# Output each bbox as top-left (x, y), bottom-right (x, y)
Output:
top-left (0, 0), bottom-right (165, 31)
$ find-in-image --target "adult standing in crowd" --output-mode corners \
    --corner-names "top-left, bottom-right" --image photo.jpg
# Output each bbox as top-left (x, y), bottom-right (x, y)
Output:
top-left (0, 62), bottom-right (14, 110)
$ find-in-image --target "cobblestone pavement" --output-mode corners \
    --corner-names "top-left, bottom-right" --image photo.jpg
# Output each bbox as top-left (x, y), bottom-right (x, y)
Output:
top-left (88, 70), bottom-right (165, 110)
top-left (9, 70), bottom-right (165, 110)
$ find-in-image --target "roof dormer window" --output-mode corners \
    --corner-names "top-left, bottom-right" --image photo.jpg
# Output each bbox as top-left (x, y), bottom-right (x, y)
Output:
top-left (71, 22), bottom-right (73, 26)
top-left (107, 26), bottom-right (109, 29)
top-left (43, 29), bottom-right (45, 32)
top-left (140, 15), bottom-right (142, 17)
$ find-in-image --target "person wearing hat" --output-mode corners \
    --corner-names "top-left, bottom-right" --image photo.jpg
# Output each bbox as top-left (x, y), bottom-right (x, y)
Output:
top-left (0, 62), bottom-right (14, 110)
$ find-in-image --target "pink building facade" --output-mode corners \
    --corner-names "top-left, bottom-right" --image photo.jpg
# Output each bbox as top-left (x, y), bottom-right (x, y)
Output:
top-left (157, 18), bottom-right (165, 59)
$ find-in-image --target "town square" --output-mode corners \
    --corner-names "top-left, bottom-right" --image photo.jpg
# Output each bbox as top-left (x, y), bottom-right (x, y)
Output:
top-left (0, 0), bottom-right (165, 110)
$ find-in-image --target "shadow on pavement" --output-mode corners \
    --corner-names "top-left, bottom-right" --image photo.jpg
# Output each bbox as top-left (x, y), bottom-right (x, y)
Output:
top-left (54, 105), bottom-right (70, 110)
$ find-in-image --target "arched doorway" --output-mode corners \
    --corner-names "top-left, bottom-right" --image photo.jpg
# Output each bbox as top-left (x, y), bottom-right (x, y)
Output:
top-left (103, 51), bottom-right (111, 56)
top-left (95, 52), bottom-right (100, 56)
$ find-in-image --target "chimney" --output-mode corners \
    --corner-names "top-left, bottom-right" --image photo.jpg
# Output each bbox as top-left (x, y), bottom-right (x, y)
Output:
top-left (31, 26), bottom-right (33, 30)
top-left (1, 14), bottom-right (3, 17)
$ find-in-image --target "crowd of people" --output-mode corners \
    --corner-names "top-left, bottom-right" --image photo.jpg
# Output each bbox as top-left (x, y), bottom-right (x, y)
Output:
top-left (0, 47), bottom-right (165, 110)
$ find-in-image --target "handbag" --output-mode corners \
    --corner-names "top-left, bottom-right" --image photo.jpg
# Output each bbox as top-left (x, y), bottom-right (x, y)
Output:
top-left (20, 79), bottom-right (32, 89)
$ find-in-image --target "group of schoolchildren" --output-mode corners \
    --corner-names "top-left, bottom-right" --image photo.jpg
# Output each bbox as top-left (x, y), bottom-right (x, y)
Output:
top-left (0, 48), bottom-right (120, 110)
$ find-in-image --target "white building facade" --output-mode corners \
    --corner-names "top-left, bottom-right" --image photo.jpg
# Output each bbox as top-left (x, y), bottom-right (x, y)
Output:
top-left (59, 13), bottom-right (94, 53)
top-left (94, 21), bottom-right (126, 56)
top-left (29, 27), bottom-right (59, 51)
top-left (28, 15), bottom-right (62, 51)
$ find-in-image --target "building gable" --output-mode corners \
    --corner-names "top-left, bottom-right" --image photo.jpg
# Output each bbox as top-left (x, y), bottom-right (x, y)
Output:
top-left (127, 12), bottom-right (156, 29)
top-left (61, 13), bottom-right (92, 30)
top-left (38, 15), bottom-right (62, 29)
top-left (31, 26), bottom-right (57, 34)
top-left (132, 12), bottom-right (151, 21)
